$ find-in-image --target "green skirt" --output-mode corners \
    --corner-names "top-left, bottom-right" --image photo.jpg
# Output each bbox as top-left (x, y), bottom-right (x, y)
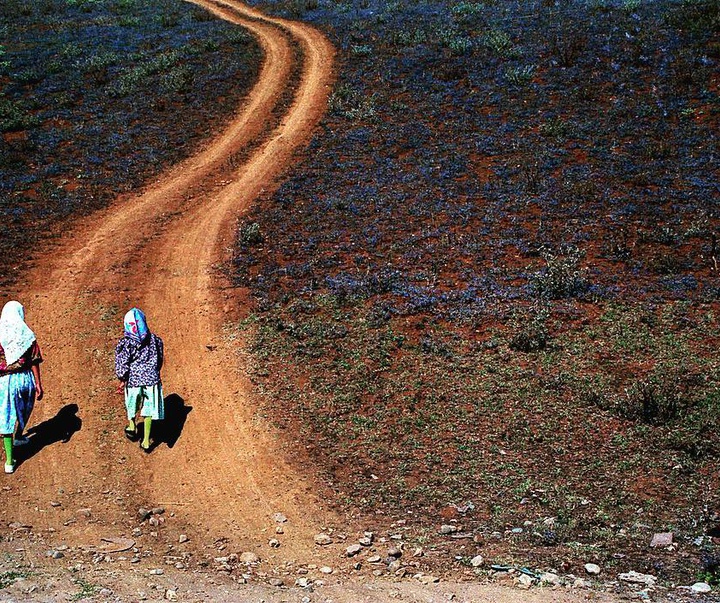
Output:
top-left (124, 384), bottom-right (164, 421)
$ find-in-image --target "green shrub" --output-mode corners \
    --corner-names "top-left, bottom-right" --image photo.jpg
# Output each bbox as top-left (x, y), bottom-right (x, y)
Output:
top-left (504, 64), bottom-right (535, 85)
top-left (532, 246), bottom-right (587, 299)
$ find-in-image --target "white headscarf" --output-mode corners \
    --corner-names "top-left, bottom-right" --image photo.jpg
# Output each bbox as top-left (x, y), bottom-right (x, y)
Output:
top-left (0, 301), bottom-right (36, 365)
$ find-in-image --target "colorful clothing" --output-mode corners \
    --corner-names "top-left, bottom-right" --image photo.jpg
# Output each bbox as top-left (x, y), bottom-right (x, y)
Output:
top-left (124, 384), bottom-right (164, 421)
top-left (0, 370), bottom-right (36, 434)
top-left (115, 333), bottom-right (164, 387)
top-left (0, 341), bottom-right (43, 376)
top-left (0, 301), bottom-right (36, 366)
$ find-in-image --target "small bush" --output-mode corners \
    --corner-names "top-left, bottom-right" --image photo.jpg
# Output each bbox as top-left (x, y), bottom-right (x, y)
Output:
top-left (504, 64), bottom-right (535, 85)
top-left (532, 246), bottom-right (587, 299)
top-left (508, 305), bottom-right (549, 352)
top-left (328, 83), bottom-right (378, 120)
top-left (239, 222), bottom-right (263, 247)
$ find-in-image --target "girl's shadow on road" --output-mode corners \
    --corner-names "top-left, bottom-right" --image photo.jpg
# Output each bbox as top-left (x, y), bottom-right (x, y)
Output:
top-left (152, 393), bottom-right (191, 449)
top-left (16, 403), bottom-right (82, 464)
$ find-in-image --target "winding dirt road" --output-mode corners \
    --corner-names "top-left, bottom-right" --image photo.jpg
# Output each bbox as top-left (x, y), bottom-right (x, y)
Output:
top-left (3, 0), bottom-right (337, 565)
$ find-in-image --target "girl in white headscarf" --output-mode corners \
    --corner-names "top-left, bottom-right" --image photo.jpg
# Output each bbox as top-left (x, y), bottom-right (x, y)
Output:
top-left (0, 301), bottom-right (44, 474)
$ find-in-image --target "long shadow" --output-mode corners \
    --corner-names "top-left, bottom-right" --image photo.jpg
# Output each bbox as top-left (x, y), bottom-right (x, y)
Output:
top-left (15, 403), bottom-right (82, 464)
top-left (151, 393), bottom-right (191, 449)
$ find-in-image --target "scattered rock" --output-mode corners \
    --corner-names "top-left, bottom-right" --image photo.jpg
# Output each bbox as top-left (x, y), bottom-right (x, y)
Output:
top-left (515, 573), bottom-right (535, 589)
top-left (240, 552), bottom-right (259, 564)
top-left (418, 574), bottom-right (440, 584)
top-left (314, 533), bottom-right (332, 546)
top-left (149, 569), bottom-right (164, 575)
top-left (268, 578), bottom-right (284, 587)
top-left (165, 589), bottom-right (177, 601)
top-left (178, 534), bottom-right (188, 544)
top-left (387, 546), bottom-right (402, 558)
top-left (540, 572), bottom-right (561, 585)
top-left (368, 555), bottom-right (382, 563)
top-left (618, 571), bottom-right (657, 587)
top-left (276, 526), bottom-right (284, 534)
top-left (650, 532), bottom-right (673, 548)
top-left (273, 513), bottom-right (288, 523)
top-left (295, 577), bottom-right (311, 588)
top-left (77, 508), bottom-right (92, 518)
top-left (50, 501), bottom-right (61, 507)
top-left (138, 508), bottom-right (152, 521)
top-left (319, 566), bottom-right (333, 574)
top-left (269, 538), bottom-right (280, 548)
top-left (439, 525), bottom-right (458, 535)
top-left (151, 507), bottom-right (165, 515)
top-left (346, 544), bottom-right (362, 557)
top-left (412, 547), bottom-right (424, 557)
top-left (46, 550), bottom-right (64, 559)
top-left (584, 563), bottom-right (601, 575)
top-left (691, 582), bottom-right (712, 594)
top-left (359, 537), bottom-right (373, 547)
top-left (470, 555), bottom-right (484, 568)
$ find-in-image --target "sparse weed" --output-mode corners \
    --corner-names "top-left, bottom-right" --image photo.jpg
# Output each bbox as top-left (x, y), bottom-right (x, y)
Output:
top-left (531, 246), bottom-right (587, 299)
top-left (504, 64), bottom-right (535, 85)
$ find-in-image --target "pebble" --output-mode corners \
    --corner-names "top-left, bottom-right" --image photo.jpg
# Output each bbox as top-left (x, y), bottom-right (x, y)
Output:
top-left (368, 555), bottom-right (382, 563)
top-left (149, 569), bottom-right (164, 575)
top-left (165, 589), bottom-right (177, 601)
top-left (439, 525), bottom-right (458, 534)
top-left (151, 507), bottom-right (165, 515)
top-left (138, 508), bottom-right (152, 521)
top-left (46, 550), bottom-right (64, 559)
top-left (346, 544), bottom-right (362, 557)
top-left (359, 537), bottom-right (373, 546)
top-left (295, 577), bottom-right (310, 588)
top-left (276, 526), bottom-right (284, 534)
top-left (314, 533), bottom-right (332, 546)
top-left (387, 546), bottom-right (402, 558)
top-left (273, 513), bottom-right (288, 523)
top-left (319, 566), bottom-right (333, 574)
top-left (240, 552), bottom-right (259, 564)
top-left (50, 501), bottom-right (61, 507)
top-left (584, 563), bottom-right (601, 575)
top-left (470, 555), bottom-right (484, 568)
top-left (178, 534), bottom-right (188, 543)
top-left (269, 578), bottom-right (284, 587)
top-left (618, 571), bottom-right (657, 586)
top-left (515, 574), bottom-right (534, 589)
top-left (650, 532), bottom-right (673, 548)
top-left (691, 582), bottom-right (712, 593)
top-left (269, 539), bottom-right (280, 548)
top-left (418, 574), bottom-right (440, 584)
top-left (77, 508), bottom-right (92, 518)
top-left (540, 572), bottom-right (561, 585)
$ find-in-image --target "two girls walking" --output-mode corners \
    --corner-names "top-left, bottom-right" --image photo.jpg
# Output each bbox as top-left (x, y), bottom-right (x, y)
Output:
top-left (0, 301), bottom-right (165, 473)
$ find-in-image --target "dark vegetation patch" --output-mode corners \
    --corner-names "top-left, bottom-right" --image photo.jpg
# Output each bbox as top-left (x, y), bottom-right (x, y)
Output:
top-left (0, 0), bottom-right (261, 286)
top-left (235, 0), bottom-right (720, 583)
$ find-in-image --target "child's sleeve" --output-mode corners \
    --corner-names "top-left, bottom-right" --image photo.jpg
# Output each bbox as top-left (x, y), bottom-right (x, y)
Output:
top-left (115, 339), bottom-right (131, 382)
top-left (157, 336), bottom-right (164, 371)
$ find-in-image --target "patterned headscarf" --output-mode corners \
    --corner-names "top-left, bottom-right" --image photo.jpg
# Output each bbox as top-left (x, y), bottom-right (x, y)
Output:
top-left (0, 301), bottom-right (36, 365)
top-left (123, 308), bottom-right (150, 343)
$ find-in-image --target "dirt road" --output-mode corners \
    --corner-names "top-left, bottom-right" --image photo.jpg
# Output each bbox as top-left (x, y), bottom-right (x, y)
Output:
top-left (0, 2), bottom-right (632, 601)
top-left (3, 0), bottom-right (336, 564)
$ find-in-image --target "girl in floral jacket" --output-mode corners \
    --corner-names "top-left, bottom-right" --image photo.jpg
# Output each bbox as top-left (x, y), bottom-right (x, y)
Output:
top-left (115, 308), bottom-right (164, 453)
